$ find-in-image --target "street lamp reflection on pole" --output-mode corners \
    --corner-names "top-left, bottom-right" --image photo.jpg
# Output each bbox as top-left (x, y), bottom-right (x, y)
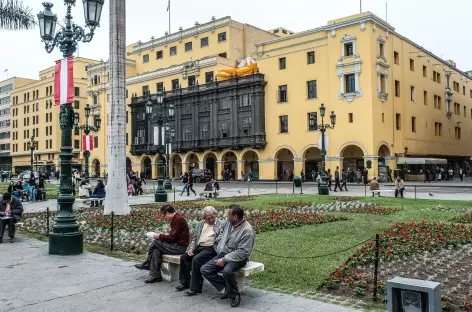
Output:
top-left (317, 103), bottom-right (336, 195)
top-left (74, 104), bottom-right (101, 179)
top-left (27, 136), bottom-right (38, 175)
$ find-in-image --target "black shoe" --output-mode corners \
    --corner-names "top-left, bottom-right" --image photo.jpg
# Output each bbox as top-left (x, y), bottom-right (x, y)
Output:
top-left (144, 276), bottom-right (162, 283)
top-left (220, 292), bottom-right (229, 300)
top-left (175, 284), bottom-right (189, 291)
top-left (230, 294), bottom-right (241, 307)
top-left (0, 238), bottom-right (3, 244)
top-left (185, 289), bottom-right (201, 296)
top-left (9, 237), bottom-right (14, 243)
top-left (134, 262), bottom-right (150, 270)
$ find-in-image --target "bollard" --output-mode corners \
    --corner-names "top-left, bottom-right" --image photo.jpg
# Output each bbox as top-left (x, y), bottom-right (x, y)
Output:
top-left (292, 181), bottom-right (295, 194)
top-left (415, 185), bottom-right (417, 199)
top-left (275, 180), bottom-right (278, 194)
top-left (110, 211), bottom-right (114, 251)
top-left (300, 181), bottom-right (303, 194)
top-left (248, 182), bottom-right (250, 196)
top-left (46, 207), bottom-right (50, 236)
top-left (365, 184), bottom-right (367, 197)
top-left (373, 234), bottom-right (380, 301)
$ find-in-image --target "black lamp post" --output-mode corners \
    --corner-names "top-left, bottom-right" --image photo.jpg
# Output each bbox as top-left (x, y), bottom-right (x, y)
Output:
top-left (74, 104), bottom-right (101, 179)
top-left (38, 0), bottom-right (104, 255)
top-left (317, 103), bottom-right (336, 195)
top-left (27, 136), bottom-right (38, 175)
top-left (163, 122), bottom-right (173, 190)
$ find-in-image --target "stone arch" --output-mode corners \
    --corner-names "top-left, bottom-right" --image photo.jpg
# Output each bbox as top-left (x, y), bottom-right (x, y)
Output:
top-left (91, 158), bottom-right (101, 178)
top-left (241, 149), bottom-right (260, 181)
top-left (377, 142), bottom-right (391, 158)
top-left (340, 143), bottom-right (365, 172)
top-left (337, 141), bottom-right (368, 157)
top-left (141, 156), bottom-right (152, 179)
top-left (302, 145), bottom-right (322, 180)
top-left (275, 147), bottom-right (295, 181)
top-left (170, 154), bottom-right (183, 178)
top-left (273, 145), bottom-right (298, 159)
top-left (185, 153), bottom-right (200, 170)
top-left (221, 150), bottom-right (238, 180)
top-left (202, 152), bottom-right (218, 178)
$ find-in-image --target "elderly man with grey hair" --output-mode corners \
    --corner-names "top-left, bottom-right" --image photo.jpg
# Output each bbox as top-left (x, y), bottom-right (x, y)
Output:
top-left (175, 206), bottom-right (225, 296)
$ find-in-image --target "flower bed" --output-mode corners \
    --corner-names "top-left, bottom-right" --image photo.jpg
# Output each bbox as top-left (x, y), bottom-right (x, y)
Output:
top-left (346, 206), bottom-right (399, 215)
top-left (452, 212), bottom-right (472, 224)
top-left (423, 204), bottom-right (472, 214)
top-left (321, 221), bottom-right (472, 310)
top-left (268, 200), bottom-right (397, 215)
top-left (20, 205), bottom-right (345, 254)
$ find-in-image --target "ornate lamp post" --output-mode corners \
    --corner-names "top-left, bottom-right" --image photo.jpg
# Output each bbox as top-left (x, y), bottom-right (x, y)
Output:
top-left (317, 103), bottom-right (336, 195)
top-left (74, 104), bottom-right (101, 179)
top-left (163, 122), bottom-right (173, 190)
top-left (27, 136), bottom-right (38, 175)
top-left (37, 0), bottom-right (104, 255)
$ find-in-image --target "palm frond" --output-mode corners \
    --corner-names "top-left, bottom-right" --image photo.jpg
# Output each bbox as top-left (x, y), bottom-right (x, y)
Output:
top-left (0, 0), bottom-right (37, 31)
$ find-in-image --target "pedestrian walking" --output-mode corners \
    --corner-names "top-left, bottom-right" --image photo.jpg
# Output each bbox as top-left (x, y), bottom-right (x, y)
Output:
top-left (187, 173), bottom-right (197, 196)
top-left (334, 166), bottom-right (342, 192)
top-left (341, 169), bottom-right (348, 191)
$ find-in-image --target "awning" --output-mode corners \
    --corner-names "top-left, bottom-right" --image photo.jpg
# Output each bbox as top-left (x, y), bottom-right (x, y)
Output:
top-left (397, 157), bottom-right (447, 165)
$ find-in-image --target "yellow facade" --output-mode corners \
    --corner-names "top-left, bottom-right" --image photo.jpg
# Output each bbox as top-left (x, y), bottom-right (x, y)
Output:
top-left (10, 57), bottom-right (100, 174)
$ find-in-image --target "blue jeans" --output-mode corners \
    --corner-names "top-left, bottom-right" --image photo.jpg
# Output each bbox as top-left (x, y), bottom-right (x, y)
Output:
top-left (180, 183), bottom-right (189, 195)
top-left (29, 186), bottom-right (36, 202)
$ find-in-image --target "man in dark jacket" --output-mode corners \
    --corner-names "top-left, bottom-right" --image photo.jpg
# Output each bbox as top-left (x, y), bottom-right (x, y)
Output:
top-left (187, 173), bottom-right (196, 196)
top-left (201, 205), bottom-right (255, 308)
top-left (334, 166), bottom-right (342, 192)
top-left (135, 204), bottom-right (190, 283)
top-left (175, 206), bottom-right (226, 296)
top-left (0, 193), bottom-right (24, 243)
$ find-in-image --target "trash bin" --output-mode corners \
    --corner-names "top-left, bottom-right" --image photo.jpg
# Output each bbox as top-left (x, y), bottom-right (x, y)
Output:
top-left (293, 176), bottom-right (302, 187)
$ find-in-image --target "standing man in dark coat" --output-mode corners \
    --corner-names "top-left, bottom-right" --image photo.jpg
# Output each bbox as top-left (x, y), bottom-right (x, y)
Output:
top-left (333, 166), bottom-right (342, 192)
top-left (135, 204), bottom-right (189, 283)
top-left (0, 193), bottom-right (23, 243)
top-left (175, 206), bottom-right (225, 296)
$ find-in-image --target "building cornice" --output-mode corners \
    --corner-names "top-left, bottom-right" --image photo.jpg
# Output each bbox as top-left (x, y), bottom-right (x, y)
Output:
top-left (87, 59), bottom-right (136, 74)
top-left (128, 16), bottom-right (232, 55)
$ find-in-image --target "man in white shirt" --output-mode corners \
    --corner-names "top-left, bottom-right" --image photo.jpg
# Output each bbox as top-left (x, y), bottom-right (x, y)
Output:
top-left (175, 206), bottom-right (225, 296)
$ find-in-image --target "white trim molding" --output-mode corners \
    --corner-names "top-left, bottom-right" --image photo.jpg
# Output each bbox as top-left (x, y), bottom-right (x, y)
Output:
top-left (336, 56), bottom-right (363, 103)
top-left (377, 60), bottom-right (390, 102)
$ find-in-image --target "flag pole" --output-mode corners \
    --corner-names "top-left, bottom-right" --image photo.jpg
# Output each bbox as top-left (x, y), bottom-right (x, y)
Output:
top-left (168, 0), bottom-right (171, 34)
top-left (360, 0), bottom-right (362, 13)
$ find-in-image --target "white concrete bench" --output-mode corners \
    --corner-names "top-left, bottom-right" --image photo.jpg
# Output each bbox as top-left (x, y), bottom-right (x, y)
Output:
top-left (371, 189), bottom-right (395, 197)
top-left (199, 190), bottom-right (220, 199)
top-left (15, 222), bottom-right (24, 229)
top-left (75, 198), bottom-right (106, 207)
top-left (162, 254), bottom-right (264, 292)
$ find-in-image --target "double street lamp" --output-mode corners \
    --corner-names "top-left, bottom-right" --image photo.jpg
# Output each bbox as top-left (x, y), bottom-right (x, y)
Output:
top-left (38, 0), bottom-right (104, 255)
top-left (164, 123), bottom-right (175, 190)
top-left (74, 104), bottom-right (102, 179)
top-left (317, 104), bottom-right (336, 195)
top-left (27, 136), bottom-right (38, 175)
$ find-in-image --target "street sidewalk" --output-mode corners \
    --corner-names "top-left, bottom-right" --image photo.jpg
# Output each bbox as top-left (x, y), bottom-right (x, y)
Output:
top-left (1, 237), bottom-right (362, 312)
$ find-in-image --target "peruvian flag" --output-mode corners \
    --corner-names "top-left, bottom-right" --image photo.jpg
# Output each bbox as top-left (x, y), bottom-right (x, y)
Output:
top-left (82, 135), bottom-right (94, 151)
top-left (54, 56), bottom-right (74, 105)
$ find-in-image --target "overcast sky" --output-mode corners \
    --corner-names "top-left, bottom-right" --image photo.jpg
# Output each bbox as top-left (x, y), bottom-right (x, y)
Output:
top-left (1, 0), bottom-right (471, 80)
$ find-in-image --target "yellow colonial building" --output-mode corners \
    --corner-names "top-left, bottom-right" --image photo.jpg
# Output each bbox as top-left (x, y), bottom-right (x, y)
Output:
top-left (10, 57), bottom-right (100, 174)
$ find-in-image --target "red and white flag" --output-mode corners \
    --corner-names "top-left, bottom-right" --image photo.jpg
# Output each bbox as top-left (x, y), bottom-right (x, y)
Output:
top-left (54, 56), bottom-right (74, 105)
top-left (82, 135), bottom-right (94, 151)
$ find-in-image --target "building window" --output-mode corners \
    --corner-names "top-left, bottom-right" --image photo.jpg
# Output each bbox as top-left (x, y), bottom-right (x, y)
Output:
top-left (423, 65), bottom-right (427, 78)
top-left (344, 42), bottom-right (354, 56)
top-left (395, 80), bottom-right (400, 97)
top-left (142, 85), bottom-right (149, 96)
top-left (218, 32), bottom-right (227, 42)
top-left (470, 90), bottom-right (472, 98)
top-left (205, 71), bottom-right (214, 83)
top-left (170, 46), bottom-right (177, 56)
top-left (172, 79), bottom-right (179, 90)
top-left (411, 117), bottom-right (416, 133)
top-left (156, 50), bottom-right (163, 59)
top-left (307, 80), bottom-right (317, 99)
top-left (410, 86), bottom-right (415, 102)
top-left (307, 51), bottom-right (315, 64)
top-left (279, 115), bottom-right (288, 133)
top-left (307, 112), bottom-right (317, 131)
top-left (382, 113), bottom-right (385, 123)
top-left (73, 87), bottom-right (79, 97)
top-left (185, 41), bottom-right (192, 51)
top-left (380, 74), bottom-right (387, 93)
top-left (379, 42), bottom-right (384, 57)
top-left (394, 51), bottom-right (399, 64)
top-left (409, 59), bottom-right (415, 71)
top-left (433, 71), bottom-right (441, 83)
top-left (279, 57), bottom-right (286, 70)
top-left (278, 85), bottom-right (288, 103)
top-left (348, 113), bottom-right (353, 123)
top-left (74, 127), bottom-right (79, 135)
top-left (94, 136), bottom-right (98, 148)
top-left (345, 74), bottom-right (355, 93)
top-left (434, 95), bottom-right (442, 109)
top-left (464, 105), bottom-right (467, 117)
top-left (396, 113), bottom-right (401, 130)
top-left (156, 82), bottom-right (164, 92)
top-left (74, 140), bottom-right (80, 149)
top-left (188, 75), bottom-right (196, 87)
top-left (454, 103), bottom-right (460, 115)
top-left (74, 100), bottom-right (80, 109)
top-left (93, 95), bottom-right (98, 105)
top-left (423, 91), bottom-right (428, 105)
top-left (455, 127), bottom-right (462, 140)
top-left (453, 81), bottom-right (459, 92)
top-left (201, 37), bottom-right (209, 47)
top-left (126, 133), bottom-right (128, 146)
top-left (143, 54), bottom-right (150, 63)
top-left (435, 122), bottom-right (442, 136)
top-left (218, 52), bottom-right (227, 58)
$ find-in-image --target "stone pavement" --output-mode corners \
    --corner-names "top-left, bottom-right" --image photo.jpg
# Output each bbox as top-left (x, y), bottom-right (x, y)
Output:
top-left (0, 237), bottom-right (361, 312)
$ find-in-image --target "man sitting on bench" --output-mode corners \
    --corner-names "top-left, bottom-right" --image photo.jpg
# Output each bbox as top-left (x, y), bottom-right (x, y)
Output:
top-left (201, 205), bottom-right (255, 308)
top-left (175, 206), bottom-right (225, 296)
top-left (370, 177), bottom-right (380, 196)
top-left (203, 178), bottom-right (219, 198)
top-left (395, 176), bottom-right (405, 198)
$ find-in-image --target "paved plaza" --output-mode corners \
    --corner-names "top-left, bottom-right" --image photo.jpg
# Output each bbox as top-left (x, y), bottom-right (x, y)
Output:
top-left (0, 237), bottom-right (360, 312)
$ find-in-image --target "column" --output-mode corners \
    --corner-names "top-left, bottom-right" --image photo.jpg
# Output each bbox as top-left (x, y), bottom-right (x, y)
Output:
top-left (294, 158), bottom-right (304, 177)
top-left (258, 159), bottom-right (277, 181)
top-left (364, 156), bottom-right (379, 179)
top-left (182, 162), bottom-right (189, 175)
top-left (199, 161), bottom-right (205, 170)
top-left (216, 161), bottom-right (224, 180)
top-left (326, 157), bottom-right (343, 174)
top-left (237, 160), bottom-right (244, 180)
top-left (151, 162), bottom-right (158, 179)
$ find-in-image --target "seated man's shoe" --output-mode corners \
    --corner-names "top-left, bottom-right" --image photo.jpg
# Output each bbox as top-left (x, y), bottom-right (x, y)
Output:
top-left (144, 276), bottom-right (162, 283)
top-left (9, 237), bottom-right (14, 243)
top-left (0, 238), bottom-right (3, 243)
top-left (184, 289), bottom-right (201, 296)
top-left (175, 284), bottom-right (189, 291)
top-left (134, 262), bottom-right (150, 270)
top-left (220, 292), bottom-right (229, 300)
top-left (230, 294), bottom-right (241, 308)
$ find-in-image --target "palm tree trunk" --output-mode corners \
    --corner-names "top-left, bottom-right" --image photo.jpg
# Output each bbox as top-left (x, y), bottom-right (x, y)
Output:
top-left (0, 0), bottom-right (36, 30)
top-left (105, 0), bottom-right (130, 215)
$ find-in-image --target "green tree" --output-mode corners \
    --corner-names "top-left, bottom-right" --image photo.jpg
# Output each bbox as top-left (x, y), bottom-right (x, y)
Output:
top-left (0, 0), bottom-right (36, 30)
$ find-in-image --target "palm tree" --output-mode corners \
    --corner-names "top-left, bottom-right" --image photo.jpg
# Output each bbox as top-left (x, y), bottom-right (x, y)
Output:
top-left (0, 0), bottom-right (36, 30)
top-left (105, 0), bottom-right (130, 215)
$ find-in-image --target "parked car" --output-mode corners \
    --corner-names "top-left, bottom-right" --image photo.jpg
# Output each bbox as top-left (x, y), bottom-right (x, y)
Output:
top-left (189, 169), bottom-right (212, 183)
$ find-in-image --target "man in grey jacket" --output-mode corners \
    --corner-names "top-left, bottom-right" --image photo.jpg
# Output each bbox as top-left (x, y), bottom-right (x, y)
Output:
top-left (175, 206), bottom-right (225, 296)
top-left (0, 193), bottom-right (24, 243)
top-left (201, 205), bottom-right (255, 308)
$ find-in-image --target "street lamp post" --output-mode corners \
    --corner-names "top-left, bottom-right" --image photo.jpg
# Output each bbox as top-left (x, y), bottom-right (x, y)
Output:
top-left (317, 104), bottom-right (336, 195)
top-left (27, 136), bottom-right (38, 175)
top-left (163, 122), bottom-right (173, 190)
top-left (37, 0), bottom-right (104, 255)
top-left (74, 104), bottom-right (101, 179)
